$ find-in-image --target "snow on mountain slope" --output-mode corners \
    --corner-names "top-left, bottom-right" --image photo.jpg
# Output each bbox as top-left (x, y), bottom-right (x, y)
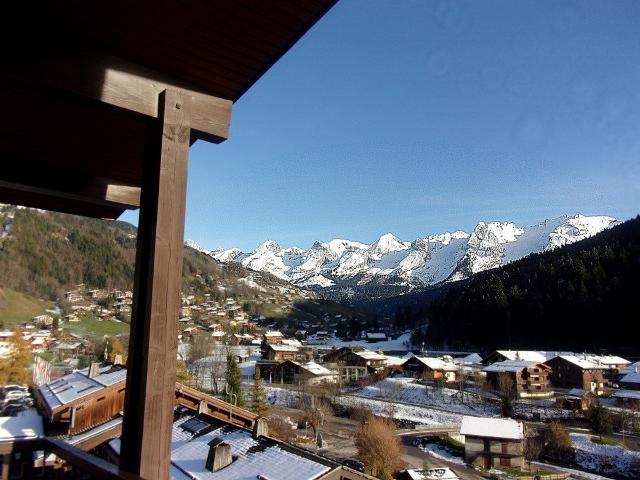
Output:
top-left (184, 239), bottom-right (209, 254)
top-left (195, 214), bottom-right (617, 294)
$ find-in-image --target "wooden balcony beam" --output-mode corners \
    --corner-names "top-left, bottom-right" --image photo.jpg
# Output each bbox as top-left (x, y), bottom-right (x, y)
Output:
top-left (119, 89), bottom-right (190, 479)
top-left (10, 50), bottom-right (232, 144)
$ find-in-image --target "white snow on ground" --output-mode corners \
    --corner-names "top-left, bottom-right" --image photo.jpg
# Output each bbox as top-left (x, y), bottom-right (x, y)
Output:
top-left (571, 433), bottom-right (640, 478)
top-left (264, 386), bottom-right (463, 426)
top-left (513, 399), bottom-right (575, 421)
top-left (353, 377), bottom-right (500, 417)
top-left (323, 332), bottom-right (413, 352)
top-left (531, 462), bottom-right (613, 480)
top-left (415, 442), bottom-right (465, 465)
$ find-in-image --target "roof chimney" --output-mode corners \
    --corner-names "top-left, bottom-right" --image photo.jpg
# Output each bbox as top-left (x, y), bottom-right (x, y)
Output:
top-left (205, 438), bottom-right (232, 472)
top-left (88, 362), bottom-right (100, 379)
top-left (253, 417), bottom-right (268, 438)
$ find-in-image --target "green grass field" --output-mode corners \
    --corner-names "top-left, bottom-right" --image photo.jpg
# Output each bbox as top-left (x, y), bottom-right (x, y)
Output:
top-left (63, 315), bottom-right (130, 337)
top-left (0, 288), bottom-right (53, 329)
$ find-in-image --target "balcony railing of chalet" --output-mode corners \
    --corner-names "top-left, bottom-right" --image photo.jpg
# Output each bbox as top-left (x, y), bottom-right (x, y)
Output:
top-left (1, 437), bottom-right (142, 479)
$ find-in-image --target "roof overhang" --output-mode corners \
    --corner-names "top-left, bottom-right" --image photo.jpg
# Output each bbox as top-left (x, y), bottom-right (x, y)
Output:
top-left (2, 1), bottom-right (338, 219)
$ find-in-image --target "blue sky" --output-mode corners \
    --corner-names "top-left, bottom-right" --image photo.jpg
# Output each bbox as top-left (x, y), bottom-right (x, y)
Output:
top-left (122, 0), bottom-right (640, 251)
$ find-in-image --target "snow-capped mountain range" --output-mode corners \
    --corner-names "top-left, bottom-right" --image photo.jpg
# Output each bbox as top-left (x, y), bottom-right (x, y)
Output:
top-left (187, 214), bottom-right (618, 297)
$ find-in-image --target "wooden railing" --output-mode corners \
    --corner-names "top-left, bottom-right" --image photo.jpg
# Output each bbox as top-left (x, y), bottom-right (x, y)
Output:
top-left (1, 437), bottom-right (142, 480)
top-left (175, 382), bottom-right (259, 430)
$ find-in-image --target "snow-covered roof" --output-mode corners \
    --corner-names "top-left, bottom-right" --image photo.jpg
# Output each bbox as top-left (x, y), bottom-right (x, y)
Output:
top-left (39, 364), bottom-right (126, 410)
top-left (268, 344), bottom-right (300, 352)
top-left (555, 355), bottom-right (608, 370)
top-left (404, 468), bottom-right (459, 480)
top-left (281, 338), bottom-right (303, 348)
top-left (613, 389), bottom-right (640, 400)
top-left (55, 342), bottom-right (83, 349)
top-left (495, 350), bottom-right (547, 362)
top-left (460, 415), bottom-right (524, 440)
top-left (263, 330), bottom-right (283, 337)
top-left (591, 355), bottom-right (630, 366)
top-left (411, 356), bottom-right (459, 371)
top-left (0, 410), bottom-right (43, 441)
top-left (288, 361), bottom-right (335, 376)
top-left (120, 409), bottom-right (332, 480)
top-left (623, 361), bottom-right (640, 374)
top-left (483, 360), bottom-right (545, 373)
top-left (620, 371), bottom-right (640, 385)
top-left (455, 353), bottom-right (483, 365)
top-left (366, 332), bottom-right (387, 339)
top-left (354, 349), bottom-right (386, 361)
top-left (210, 331), bottom-right (226, 337)
top-left (384, 354), bottom-right (409, 366)
top-left (566, 388), bottom-right (590, 398)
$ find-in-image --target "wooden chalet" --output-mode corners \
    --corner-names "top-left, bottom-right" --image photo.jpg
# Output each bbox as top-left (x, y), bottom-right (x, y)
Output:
top-left (38, 363), bottom-right (127, 435)
top-left (264, 343), bottom-right (308, 362)
top-left (483, 361), bottom-right (553, 398)
top-left (322, 346), bottom-right (386, 383)
top-left (401, 355), bottom-right (459, 382)
top-left (544, 355), bottom-right (607, 392)
top-left (269, 360), bottom-right (338, 386)
top-left (3, 2), bottom-right (338, 478)
top-left (263, 330), bottom-right (285, 345)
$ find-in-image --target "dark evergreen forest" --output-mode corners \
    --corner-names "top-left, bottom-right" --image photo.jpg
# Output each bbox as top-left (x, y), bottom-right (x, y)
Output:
top-left (412, 216), bottom-right (640, 355)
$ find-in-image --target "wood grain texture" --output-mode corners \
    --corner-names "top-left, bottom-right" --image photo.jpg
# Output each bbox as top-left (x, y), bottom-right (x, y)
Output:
top-left (120, 89), bottom-right (190, 479)
top-left (11, 51), bottom-right (232, 143)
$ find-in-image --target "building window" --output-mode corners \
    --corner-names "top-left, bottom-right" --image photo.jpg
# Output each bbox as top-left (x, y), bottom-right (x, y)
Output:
top-left (500, 457), bottom-right (511, 467)
top-left (501, 442), bottom-right (508, 454)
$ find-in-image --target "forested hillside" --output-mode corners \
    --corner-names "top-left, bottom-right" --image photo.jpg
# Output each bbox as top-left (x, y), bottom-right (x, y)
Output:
top-left (0, 206), bottom-right (291, 301)
top-left (415, 216), bottom-right (640, 354)
top-left (0, 205), bottom-right (371, 330)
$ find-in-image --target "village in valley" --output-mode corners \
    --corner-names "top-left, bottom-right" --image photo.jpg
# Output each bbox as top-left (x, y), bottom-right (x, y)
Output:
top-left (1, 277), bottom-right (639, 480)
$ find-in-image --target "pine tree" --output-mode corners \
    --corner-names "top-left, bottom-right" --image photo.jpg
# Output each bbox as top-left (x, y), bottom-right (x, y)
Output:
top-left (250, 366), bottom-right (269, 417)
top-left (223, 351), bottom-right (244, 406)
top-left (590, 403), bottom-right (612, 440)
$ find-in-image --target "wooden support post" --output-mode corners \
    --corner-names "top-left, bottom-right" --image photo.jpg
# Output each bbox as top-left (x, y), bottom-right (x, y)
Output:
top-left (120, 89), bottom-right (191, 479)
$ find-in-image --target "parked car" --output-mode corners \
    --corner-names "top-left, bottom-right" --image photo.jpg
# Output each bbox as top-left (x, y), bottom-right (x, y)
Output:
top-left (2, 384), bottom-right (29, 393)
top-left (342, 459), bottom-right (365, 472)
top-left (2, 390), bottom-right (29, 402)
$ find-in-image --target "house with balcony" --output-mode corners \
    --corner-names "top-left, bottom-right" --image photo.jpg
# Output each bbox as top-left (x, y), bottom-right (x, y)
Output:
top-left (544, 355), bottom-right (608, 392)
top-left (483, 361), bottom-right (553, 398)
top-left (322, 347), bottom-right (387, 383)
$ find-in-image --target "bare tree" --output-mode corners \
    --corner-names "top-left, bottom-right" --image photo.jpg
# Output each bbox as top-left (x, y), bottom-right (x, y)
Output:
top-left (497, 373), bottom-right (516, 417)
top-left (457, 369), bottom-right (469, 404)
top-left (355, 416), bottom-right (404, 479)
top-left (381, 379), bottom-right (403, 402)
top-left (524, 427), bottom-right (544, 473)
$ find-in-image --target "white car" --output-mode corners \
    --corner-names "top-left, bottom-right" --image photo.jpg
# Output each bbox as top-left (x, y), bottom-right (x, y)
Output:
top-left (3, 390), bottom-right (29, 402)
top-left (2, 384), bottom-right (29, 393)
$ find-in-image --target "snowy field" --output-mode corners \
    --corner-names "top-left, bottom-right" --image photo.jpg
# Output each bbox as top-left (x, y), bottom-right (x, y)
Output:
top-left (415, 440), bottom-right (465, 465)
top-left (571, 433), bottom-right (640, 478)
top-left (264, 386), bottom-right (463, 426)
top-left (322, 332), bottom-right (413, 352)
top-left (353, 377), bottom-right (500, 417)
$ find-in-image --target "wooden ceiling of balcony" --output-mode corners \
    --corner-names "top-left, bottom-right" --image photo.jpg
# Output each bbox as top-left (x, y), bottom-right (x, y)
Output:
top-left (2, 0), bottom-right (337, 219)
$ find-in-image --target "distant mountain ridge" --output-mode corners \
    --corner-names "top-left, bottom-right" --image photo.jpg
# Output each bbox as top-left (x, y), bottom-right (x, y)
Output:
top-left (189, 214), bottom-right (619, 299)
